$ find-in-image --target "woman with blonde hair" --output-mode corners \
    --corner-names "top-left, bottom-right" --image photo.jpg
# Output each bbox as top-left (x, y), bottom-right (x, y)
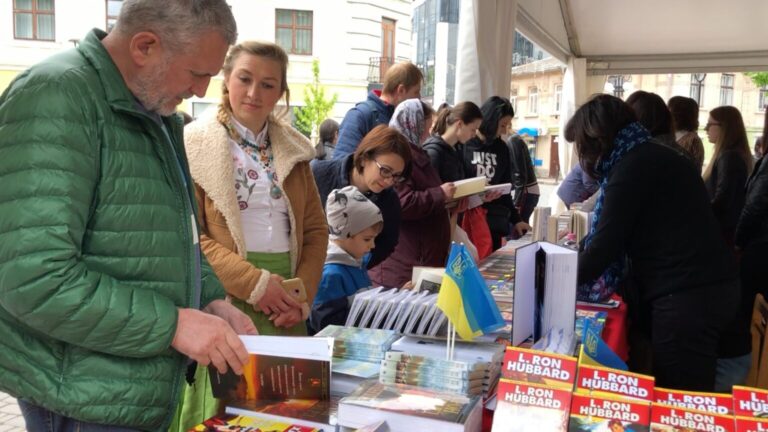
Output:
top-left (173, 40), bottom-right (328, 429)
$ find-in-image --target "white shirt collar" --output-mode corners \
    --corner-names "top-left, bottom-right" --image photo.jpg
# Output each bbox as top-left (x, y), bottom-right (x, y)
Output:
top-left (230, 115), bottom-right (268, 145)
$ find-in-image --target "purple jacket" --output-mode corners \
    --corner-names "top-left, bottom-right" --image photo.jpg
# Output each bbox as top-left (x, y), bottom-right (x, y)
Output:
top-left (369, 143), bottom-right (451, 287)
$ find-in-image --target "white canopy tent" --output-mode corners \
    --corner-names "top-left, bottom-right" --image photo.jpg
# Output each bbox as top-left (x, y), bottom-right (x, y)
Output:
top-left (455, 0), bottom-right (768, 190)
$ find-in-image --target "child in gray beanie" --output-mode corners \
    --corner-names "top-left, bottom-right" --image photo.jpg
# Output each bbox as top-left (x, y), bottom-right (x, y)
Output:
top-left (309, 186), bottom-right (383, 333)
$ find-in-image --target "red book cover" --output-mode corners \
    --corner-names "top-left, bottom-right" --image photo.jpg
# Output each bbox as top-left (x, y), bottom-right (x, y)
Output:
top-left (576, 364), bottom-right (654, 401)
top-left (733, 386), bottom-right (768, 417)
top-left (491, 379), bottom-right (572, 431)
top-left (654, 387), bottom-right (733, 415)
top-left (501, 346), bottom-right (577, 390)
top-left (568, 391), bottom-right (651, 432)
top-left (734, 416), bottom-right (768, 432)
top-left (650, 403), bottom-right (735, 432)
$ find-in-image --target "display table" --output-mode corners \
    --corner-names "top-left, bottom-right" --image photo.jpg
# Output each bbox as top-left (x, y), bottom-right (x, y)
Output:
top-left (576, 294), bottom-right (629, 361)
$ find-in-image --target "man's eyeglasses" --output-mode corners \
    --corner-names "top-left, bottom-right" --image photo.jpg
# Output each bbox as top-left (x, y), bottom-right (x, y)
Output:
top-left (375, 160), bottom-right (406, 183)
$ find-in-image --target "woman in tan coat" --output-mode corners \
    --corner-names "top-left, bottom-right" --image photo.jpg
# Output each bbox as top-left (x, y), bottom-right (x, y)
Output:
top-left (174, 40), bottom-right (328, 430)
top-left (185, 41), bottom-right (327, 334)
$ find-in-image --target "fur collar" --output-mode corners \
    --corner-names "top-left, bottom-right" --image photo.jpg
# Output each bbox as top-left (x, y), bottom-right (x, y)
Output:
top-left (185, 108), bottom-right (315, 257)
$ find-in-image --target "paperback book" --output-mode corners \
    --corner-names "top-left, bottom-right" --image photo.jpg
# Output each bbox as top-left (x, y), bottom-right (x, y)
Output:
top-left (337, 380), bottom-right (482, 432)
top-left (654, 387), bottom-right (732, 415)
top-left (650, 403), bottom-right (734, 432)
top-left (500, 346), bottom-right (576, 390)
top-left (189, 413), bottom-right (320, 432)
top-left (732, 386), bottom-right (768, 417)
top-left (491, 379), bottom-right (572, 432)
top-left (575, 364), bottom-right (654, 402)
top-left (226, 397), bottom-right (340, 432)
top-left (568, 391), bottom-right (651, 432)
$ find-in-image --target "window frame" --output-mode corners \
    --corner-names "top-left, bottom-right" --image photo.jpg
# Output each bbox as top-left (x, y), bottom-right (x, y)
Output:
top-left (690, 73), bottom-right (706, 106)
top-left (528, 86), bottom-right (539, 116)
top-left (720, 73), bottom-right (734, 106)
top-left (554, 84), bottom-right (563, 114)
top-left (759, 86), bottom-right (768, 112)
top-left (275, 9), bottom-right (313, 55)
top-left (105, 0), bottom-right (122, 32)
top-left (13, 0), bottom-right (56, 41)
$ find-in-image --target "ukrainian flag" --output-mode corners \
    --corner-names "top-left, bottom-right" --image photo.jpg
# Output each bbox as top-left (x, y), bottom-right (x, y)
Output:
top-left (437, 243), bottom-right (505, 340)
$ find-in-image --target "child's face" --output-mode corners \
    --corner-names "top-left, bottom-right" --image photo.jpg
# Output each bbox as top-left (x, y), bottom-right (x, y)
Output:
top-left (336, 226), bottom-right (379, 260)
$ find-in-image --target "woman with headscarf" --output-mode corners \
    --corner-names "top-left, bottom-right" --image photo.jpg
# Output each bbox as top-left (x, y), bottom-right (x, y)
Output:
top-left (369, 99), bottom-right (453, 288)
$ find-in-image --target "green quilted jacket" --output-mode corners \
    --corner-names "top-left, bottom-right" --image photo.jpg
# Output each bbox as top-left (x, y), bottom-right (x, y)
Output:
top-left (0, 29), bottom-right (224, 430)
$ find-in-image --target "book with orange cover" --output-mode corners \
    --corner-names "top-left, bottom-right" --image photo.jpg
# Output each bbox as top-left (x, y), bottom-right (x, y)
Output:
top-left (500, 346), bottom-right (576, 390)
top-left (491, 379), bottom-right (572, 432)
top-left (575, 363), bottom-right (654, 402)
top-left (188, 413), bottom-right (320, 432)
top-left (650, 403), bottom-right (734, 432)
top-left (568, 391), bottom-right (651, 432)
top-left (654, 387), bottom-right (732, 415)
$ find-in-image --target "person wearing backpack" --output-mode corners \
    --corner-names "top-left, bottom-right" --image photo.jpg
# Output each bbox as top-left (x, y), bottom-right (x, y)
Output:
top-left (332, 62), bottom-right (423, 159)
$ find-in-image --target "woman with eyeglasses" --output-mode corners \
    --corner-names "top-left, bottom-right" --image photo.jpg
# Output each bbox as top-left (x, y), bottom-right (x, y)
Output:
top-left (704, 106), bottom-right (754, 248)
top-left (368, 99), bottom-right (455, 288)
top-left (703, 106), bottom-right (755, 391)
top-left (312, 125), bottom-right (413, 271)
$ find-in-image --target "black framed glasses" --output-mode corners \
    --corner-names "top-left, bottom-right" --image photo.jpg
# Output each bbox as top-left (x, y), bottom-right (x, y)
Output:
top-left (374, 160), bottom-right (406, 183)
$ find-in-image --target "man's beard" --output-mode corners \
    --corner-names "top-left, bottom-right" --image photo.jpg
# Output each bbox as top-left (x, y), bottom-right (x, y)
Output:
top-left (134, 59), bottom-right (183, 116)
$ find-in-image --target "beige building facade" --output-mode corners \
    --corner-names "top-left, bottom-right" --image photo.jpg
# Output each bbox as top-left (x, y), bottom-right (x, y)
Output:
top-left (510, 59), bottom-right (768, 179)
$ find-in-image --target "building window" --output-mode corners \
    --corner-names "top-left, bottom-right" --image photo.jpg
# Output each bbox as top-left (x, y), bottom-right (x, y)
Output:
top-left (690, 73), bottom-right (706, 105)
top-left (510, 88), bottom-right (518, 115)
top-left (554, 84), bottom-right (563, 113)
top-left (720, 74), bottom-right (734, 106)
top-left (106, 0), bottom-right (123, 32)
top-left (13, 0), bottom-right (55, 41)
top-left (528, 87), bottom-right (538, 115)
top-left (275, 9), bottom-right (312, 55)
top-left (760, 86), bottom-right (768, 112)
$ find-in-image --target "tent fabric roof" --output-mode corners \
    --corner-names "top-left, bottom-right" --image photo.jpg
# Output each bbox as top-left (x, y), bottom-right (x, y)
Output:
top-left (515, 0), bottom-right (768, 75)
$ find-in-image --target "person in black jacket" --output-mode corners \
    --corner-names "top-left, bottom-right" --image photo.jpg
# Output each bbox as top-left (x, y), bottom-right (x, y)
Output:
top-left (737, 109), bottom-right (768, 303)
top-left (311, 125), bottom-right (412, 268)
top-left (423, 101), bottom-right (483, 182)
top-left (571, 94), bottom-right (739, 392)
top-left (462, 96), bottom-right (530, 249)
top-left (507, 133), bottom-right (539, 223)
top-left (704, 105), bottom-right (754, 247)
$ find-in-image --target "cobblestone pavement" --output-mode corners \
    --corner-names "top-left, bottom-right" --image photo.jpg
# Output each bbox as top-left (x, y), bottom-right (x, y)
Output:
top-left (0, 392), bottom-right (25, 432)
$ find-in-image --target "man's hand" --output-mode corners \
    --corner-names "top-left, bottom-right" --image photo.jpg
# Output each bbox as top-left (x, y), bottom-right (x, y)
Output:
top-left (204, 299), bottom-right (258, 335)
top-left (171, 308), bottom-right (249, 375)
top-left (256, 274), bottom-right (301, 315)
top-left (269, 307), bottom-right (302, 328)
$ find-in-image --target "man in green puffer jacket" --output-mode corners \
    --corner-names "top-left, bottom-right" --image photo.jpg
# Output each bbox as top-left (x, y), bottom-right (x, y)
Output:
top-left (0, 1), bottom-right (257, 430)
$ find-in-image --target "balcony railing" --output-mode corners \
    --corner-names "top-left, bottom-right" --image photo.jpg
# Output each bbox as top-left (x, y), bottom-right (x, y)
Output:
top-left (368, 56), bottom-right (395, 85)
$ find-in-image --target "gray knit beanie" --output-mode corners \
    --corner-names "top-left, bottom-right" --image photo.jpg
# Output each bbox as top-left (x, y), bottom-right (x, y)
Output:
top-left (326, 186), bottom-right (383, 240)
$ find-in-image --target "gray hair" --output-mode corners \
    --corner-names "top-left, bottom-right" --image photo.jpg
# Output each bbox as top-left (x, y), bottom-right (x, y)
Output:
top-left (113, 0), bottom-right (237, 51)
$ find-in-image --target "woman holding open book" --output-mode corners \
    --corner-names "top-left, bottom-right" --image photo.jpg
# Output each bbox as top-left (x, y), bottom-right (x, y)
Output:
top-left (569, 94), bottom-right (739, 392)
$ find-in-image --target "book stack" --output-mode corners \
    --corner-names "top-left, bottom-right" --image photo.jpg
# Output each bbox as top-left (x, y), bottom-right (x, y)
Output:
top-left (733, 386), bottom-right (768, 431)
top-left (345, 287), bottom-right (449, 337)
top-left (491, 347), bottom-right (577, 431)
top-left (337, 380), bottom-right (483, 432)
top-left (654, 387), bottom-right (733, 415)
top-left (389, 336), bottom-right (505, 399)
top-left (378, 351), bottom-right (486, 396)
top-left (314, 325), bottom-right (399, 396)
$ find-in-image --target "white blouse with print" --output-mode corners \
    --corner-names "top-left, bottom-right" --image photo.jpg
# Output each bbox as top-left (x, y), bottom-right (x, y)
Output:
top-left (229, 117), bottom-right (291, 253)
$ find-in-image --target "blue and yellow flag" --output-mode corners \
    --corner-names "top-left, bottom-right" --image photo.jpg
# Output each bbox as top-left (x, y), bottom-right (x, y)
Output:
top-left (437, 243), bottom-right (505, 340)
top-left (578, 321), bottom-right (628, 370)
